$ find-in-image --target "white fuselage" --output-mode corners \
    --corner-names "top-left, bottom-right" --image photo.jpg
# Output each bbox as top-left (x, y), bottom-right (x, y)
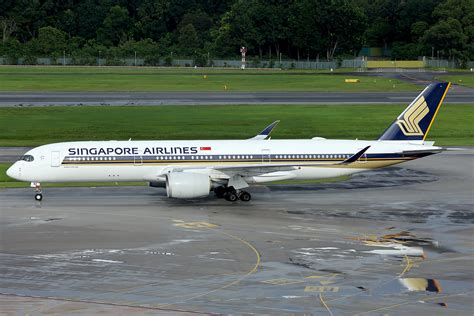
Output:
top-left (7, 139), bottom-right (439, 184)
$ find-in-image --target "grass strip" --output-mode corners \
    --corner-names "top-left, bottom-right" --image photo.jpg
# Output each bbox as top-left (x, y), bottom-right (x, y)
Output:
top-left (437, 75), bottom-right (474, 88)
top-left (0, 66), bottom-right (417, 92)
top-left (0, 104), bottom-right (472, 147)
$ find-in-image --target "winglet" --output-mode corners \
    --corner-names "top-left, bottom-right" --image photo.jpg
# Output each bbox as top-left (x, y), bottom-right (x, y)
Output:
top-left (340, 146), bottom-right (370, 164)
top-left (249, 120), bottom-right (280, 140)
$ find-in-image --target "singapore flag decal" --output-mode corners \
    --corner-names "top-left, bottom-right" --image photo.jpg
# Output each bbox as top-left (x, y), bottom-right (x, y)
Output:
top-left (200, 146), bottom-right (212, 151)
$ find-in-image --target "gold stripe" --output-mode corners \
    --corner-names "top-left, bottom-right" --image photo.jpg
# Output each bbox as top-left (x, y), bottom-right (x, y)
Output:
top-left (423, 82), bottom-right (451, 140)
top-left (62, 159), bottom-right (410, 169)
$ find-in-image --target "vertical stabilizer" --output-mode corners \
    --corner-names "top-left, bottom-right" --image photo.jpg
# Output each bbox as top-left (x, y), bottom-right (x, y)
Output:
top-left (378, 82), bottom-right (451, 141)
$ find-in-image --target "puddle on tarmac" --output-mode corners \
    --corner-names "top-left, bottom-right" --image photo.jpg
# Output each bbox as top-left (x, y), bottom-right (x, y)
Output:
top-left (399, 278), bottom-right (442, 293)
top-left (375, 278), bottom-right (473, 297)
top-left (350, 230), bottom-right (444, 258)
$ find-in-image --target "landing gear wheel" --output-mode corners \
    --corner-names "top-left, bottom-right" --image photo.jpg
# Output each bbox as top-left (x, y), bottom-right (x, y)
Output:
top-left (239, 191), bottom-right (251, 202)
top-left (224, 192), bottom-right (238, 202)
top-left (34, 193), bottom-right (43, 201)
top-left (214, 186), bottom-right (226, 198)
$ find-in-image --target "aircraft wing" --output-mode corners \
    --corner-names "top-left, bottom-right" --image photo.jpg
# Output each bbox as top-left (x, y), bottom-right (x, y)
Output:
top-left (210, 146), bottom-right (370, 176)
top-left (162, 146), bottom-right (370, 178)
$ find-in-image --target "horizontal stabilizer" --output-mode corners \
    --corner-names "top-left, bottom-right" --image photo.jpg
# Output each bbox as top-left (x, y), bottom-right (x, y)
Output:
top-left (402, 149), bottom-right (443, 156)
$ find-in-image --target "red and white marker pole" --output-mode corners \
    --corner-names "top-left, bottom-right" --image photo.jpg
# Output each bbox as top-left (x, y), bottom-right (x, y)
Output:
top-left (240, 46), bottom-right (247, 69)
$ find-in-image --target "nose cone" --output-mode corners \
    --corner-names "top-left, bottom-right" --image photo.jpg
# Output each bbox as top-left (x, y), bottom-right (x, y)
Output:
top-left (6, 164), bottom-right (18, 180)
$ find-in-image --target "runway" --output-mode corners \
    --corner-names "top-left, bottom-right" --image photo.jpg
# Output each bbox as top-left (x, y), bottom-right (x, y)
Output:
top-left (1, 148), bottom-right (473, 314)
top-left (0, 89), bottom-right (473, 106)
top-left (0, 147), bottom-right (31, 163)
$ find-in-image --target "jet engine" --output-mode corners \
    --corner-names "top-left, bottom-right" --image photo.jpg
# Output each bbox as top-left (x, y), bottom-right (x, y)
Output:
top-left (166, 172), bottom-right (211, 199)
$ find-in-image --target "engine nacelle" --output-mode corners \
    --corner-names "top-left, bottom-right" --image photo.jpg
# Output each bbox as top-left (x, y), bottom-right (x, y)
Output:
top-left (166, 172), bottom-right (211, 199)
top-left (149, 181), bottom-right (165, 188)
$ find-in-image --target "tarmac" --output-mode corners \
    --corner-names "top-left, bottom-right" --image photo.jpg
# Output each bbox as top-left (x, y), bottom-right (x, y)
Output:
top-left (1, 71), bottom-right (473, 107)
top-left (0, 89), bottom-right (473, 106)
top-left (1, 148), bottom-right (473, 314)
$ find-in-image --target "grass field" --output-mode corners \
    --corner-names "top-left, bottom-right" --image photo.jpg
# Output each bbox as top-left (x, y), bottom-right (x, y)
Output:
top-left (0, 104), bottom-right (472, 147)
top-left (437, 74), bottom-right (474, 88)
top-left (0, 66), bottom-right (417, 92)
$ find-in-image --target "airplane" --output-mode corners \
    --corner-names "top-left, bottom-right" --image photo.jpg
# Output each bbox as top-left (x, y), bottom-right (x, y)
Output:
top-left (6, 82), bottom-right (451, 202)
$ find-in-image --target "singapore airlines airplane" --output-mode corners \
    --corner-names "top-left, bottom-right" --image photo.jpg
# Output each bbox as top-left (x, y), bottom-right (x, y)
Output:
top-left (7, 82), bottom-right (450, 202)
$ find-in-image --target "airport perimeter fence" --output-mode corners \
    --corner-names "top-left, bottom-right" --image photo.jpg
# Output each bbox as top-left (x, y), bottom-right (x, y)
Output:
top-left (0, 56), bottom-right (471, 70)
top-left (0, 56), bottom-right (353, 69)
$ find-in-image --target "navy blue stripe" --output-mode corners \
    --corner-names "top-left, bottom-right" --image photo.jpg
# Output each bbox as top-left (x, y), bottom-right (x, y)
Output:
top-left (61, 152), bottom-right (416, 164)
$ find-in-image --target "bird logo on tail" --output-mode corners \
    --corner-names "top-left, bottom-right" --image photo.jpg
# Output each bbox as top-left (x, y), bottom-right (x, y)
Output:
top-left (395, 96), bottom-right (430, 136)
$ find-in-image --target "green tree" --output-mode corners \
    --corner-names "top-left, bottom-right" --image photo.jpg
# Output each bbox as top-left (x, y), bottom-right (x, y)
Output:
top-left (135, 0), bottom-right (170, 42)
top-left (177, 23), bottom-right (199, 55)
top-left (179, 10), bottom-right (212, 42)
top-left (7, 0), bottom-right (44, 41)
top-left (260, 0), bottom-right (290, 59)
top-left (422, 18), bottom-right (468, 61)
top-left (74, 0), bottom-right (111, 40)
top-left (356, 0), bottom-right (440, 54)
top-left (57, 9), bottom-right (76, 39)
top-left (97, 5), bottom-right (131, 46)
top-left (212, 0), bottom-right (277, 58)
top-left (411, 21), bottom-right (429, 41)
top-left (322, 0), bottom-right (367, 60)
top-left (292, 0), bottom-right (367, 60)
top-left (118, 39), bottom-right (160, 57)
top-left (289, 0), bottom-right (325, 59)
top-left (0, 16), bottom-right (17, 43)
top-left (426, 0), bottom-right (474, 61)
top-left (0, 38), bottom-right (23, 63)
top-left (35, 26), bottom-right (67, 57)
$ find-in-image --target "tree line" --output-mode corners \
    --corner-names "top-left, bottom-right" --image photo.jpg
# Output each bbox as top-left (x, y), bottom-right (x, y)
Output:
top-left (0, 0), bottom-right (472, 66)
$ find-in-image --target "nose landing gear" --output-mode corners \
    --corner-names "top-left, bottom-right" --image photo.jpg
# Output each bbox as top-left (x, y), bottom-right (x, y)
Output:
top-left (31, 182), bottom-right (43, 201)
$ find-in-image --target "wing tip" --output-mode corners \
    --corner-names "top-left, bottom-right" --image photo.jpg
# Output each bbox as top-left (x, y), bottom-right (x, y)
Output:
top-left (341, 145), bottom-right (371, 164)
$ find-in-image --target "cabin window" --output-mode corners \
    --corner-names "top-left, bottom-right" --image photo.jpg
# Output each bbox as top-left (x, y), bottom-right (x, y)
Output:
top-left (21, 155), bottom-right (34, 162)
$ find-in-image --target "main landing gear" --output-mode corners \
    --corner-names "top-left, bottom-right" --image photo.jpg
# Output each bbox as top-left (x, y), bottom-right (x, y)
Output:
top-left (31, 182), bottom-right (43, 201)
top-left (214, 186), bottom-right (251, 202)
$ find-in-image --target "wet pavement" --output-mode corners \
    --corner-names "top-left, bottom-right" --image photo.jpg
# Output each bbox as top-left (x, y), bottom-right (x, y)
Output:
top-left (0, 89), bottom-right (473, 107)
top-left (0, 148), bottom-right (473, 314)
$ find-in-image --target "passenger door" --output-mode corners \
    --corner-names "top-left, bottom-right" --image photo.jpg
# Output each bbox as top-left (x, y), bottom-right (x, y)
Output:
top-left (134, 155), bottom-right (143, 166)
top-left (261, 149), bottom-right (271, 163)
top-left (51, 151), bottom-right (61, 167)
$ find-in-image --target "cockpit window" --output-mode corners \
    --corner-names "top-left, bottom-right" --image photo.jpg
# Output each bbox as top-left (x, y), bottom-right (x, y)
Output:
top-left (21, 155), bottom-right (34, 162)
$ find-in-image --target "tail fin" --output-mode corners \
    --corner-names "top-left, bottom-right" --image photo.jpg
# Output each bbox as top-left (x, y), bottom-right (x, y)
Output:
top-left (378, 82), bottom-right (451, 141)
